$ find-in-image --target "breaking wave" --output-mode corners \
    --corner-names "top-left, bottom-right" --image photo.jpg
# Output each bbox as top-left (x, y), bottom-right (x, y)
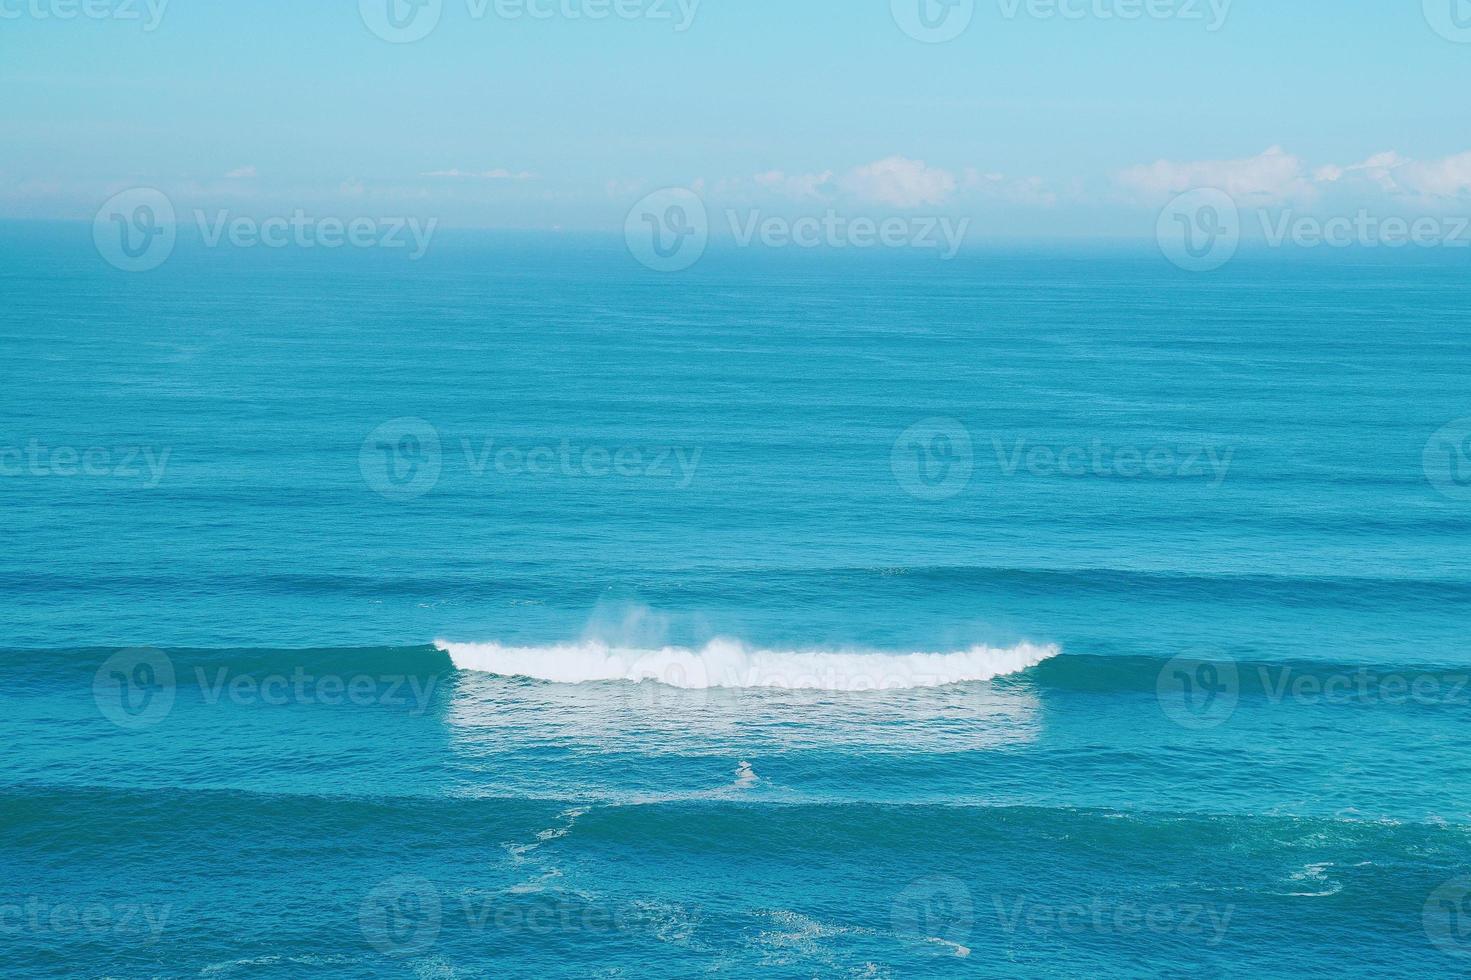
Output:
top-left (433, 638), bottom-right (1060, 691)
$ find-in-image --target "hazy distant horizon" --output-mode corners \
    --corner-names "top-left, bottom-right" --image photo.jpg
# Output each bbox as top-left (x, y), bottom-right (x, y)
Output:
top-left (6, 1), bottom-right (1471, 242)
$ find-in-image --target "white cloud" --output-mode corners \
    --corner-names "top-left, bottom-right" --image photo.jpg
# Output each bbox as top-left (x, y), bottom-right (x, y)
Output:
top-left (752, 169), bottom-right (834, 200)
top-left (1315, 151), bottom-right (1406, 191)
top-left (224, 165), bottom-right (257, 179)
top-left (715, 157), bottom-right (969, 209)
top-left (962, 169), bottom-right (1058, 206)
top-left (1404, 151), bottom-right (1471, 198)
top-left (708, 146), bottom-right (1471, 219)
top-left (1117, 146), bottom-right (1315, 204)
top-left (1119, 146), bottom-right (1471, 209)
top-left (605, 178), bottom-right (646, 198)
top-left (1326, 150), bottom-right (1471, 199)
top-left (421, 168), bottom-right (537, 180)
top-left (837, 156), bottom-right (957, 208)
top-left (1402, 151), bottom-right (1471, 198)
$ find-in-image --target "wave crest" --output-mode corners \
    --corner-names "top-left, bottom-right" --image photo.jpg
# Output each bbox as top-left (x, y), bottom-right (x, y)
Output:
top-left (433, 638), bottom-right (1059, 691)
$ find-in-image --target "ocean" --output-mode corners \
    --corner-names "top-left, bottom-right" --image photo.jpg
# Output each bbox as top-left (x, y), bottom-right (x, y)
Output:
top-left (3, 224), bottom-right (1470, 976)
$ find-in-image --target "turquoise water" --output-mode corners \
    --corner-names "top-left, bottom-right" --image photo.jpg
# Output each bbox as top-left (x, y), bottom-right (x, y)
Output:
top-left (3, 225), bottom-right (1471, 976)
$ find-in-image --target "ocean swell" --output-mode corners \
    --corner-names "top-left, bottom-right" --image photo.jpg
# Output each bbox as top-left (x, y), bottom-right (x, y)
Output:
top-left (433, 638), bottom-right (1060, 691)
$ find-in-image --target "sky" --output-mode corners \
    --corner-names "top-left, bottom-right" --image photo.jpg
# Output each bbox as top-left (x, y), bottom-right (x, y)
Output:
top-left (3, 0), bottom-right (1470, 239)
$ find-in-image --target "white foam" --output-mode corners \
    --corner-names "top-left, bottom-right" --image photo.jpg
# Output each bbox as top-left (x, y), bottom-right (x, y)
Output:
top-left (926, 937), bottom-right (972, 957)
top-left (434, 637), bottom-right (1059, 691)
top-left (734, 761), bottom-right (758, 788)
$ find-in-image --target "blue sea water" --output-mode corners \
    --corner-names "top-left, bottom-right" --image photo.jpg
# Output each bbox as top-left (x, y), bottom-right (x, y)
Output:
top-left (3, 223), bottom-right (1471, 976)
